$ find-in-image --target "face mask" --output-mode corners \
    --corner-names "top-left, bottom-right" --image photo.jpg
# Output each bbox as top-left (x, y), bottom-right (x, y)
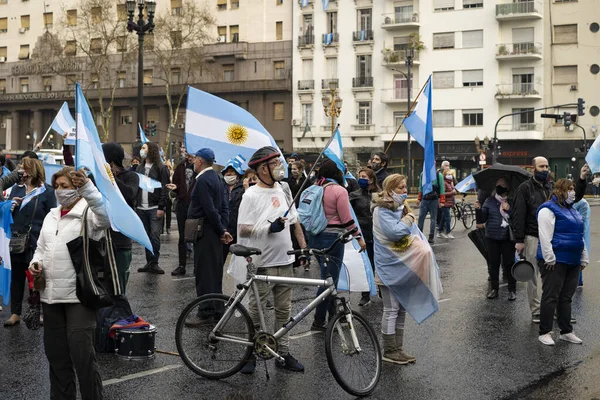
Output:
top-left (55, 189), bottom-right (81, 208)
top-left (139, 149), bottom-right (147, 159)
top-left (392, 192), bottom-right (407, 205)
top-left (370, 162), bottom-right (381, 171)
top-left (224, 175), bottom-right (237, 186)
top-left (291, 170), bottom-right (301, 178)
top-left (271, 164), bottom-right (286, 181)
top-left (249, 181), bottom-right (257, 187)
top-left (565, 190), bottom-right (576, 204)
top-left (445, 175), bottom-right (453, 180)
top-left (534, 170), bottom-right (549, 182)
top-left (496, 185), bottom-right (508, 195)
top-left (358, 178), bottom-right (370, 189)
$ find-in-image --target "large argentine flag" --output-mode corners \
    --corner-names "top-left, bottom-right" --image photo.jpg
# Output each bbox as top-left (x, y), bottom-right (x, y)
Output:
top-left (44, 163), bottom-right (64, 185)
top-left (323, 129), bottom-right (346, 184)
top-left (185, 87), bottom-right (286, 167)
top-left (0, 201), bottom-right (13, 306)
top-left (50, 102), bottom-right (76, 145)
top-left (585, 135), bottom-right (600, 173)
top-left (455, 174), bottom-right (477, 193)
top-left (75, 84), bottom-right (153, 252)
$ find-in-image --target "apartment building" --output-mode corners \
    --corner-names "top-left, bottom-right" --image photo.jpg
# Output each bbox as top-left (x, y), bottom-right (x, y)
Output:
top-left (0, 0), bottom-right (294, 153)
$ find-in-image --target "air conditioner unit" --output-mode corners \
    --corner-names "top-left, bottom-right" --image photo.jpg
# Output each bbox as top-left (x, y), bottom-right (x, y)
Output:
top-left (292, 119), bottom-right (301, 126)
top-left (0, 123), bottom-right (6, 129)
top-left (412, 13), bottom-right (419, 22)
top-left (217, 35), bottom-right (226, 42)
top-left (19, 28), bottom-right (26, 34)
top-left (0, 57), bottom-right (5, 63)
top-left (570, 84), bottom-right (578, 91)
top-left (177, 123), bottom-right (185, 129)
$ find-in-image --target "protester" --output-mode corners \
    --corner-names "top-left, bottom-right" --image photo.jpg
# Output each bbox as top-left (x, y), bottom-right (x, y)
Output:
top-left (416, 169), bottom-right (446, 244)
top-left (349, 167), bottom-right (380, 307)
top-left (537, 179), bottom-right (587, 346)
top-left (0, 168), bottom-right (23, 201)
top-left (287, 160), bottom-right (307, 206)
top-left (28, 167), bottom-right (108, 399)
top-left (0, 147), bottom-right (16, 171)
top-left (136, 142), bottom-right (170, 274)
top-left (592, 173), bottom-right (600, 198)
top-left (102, 142), bottom-right (139, 293)
top-left (0, 154), bottom-right (10, 178)
top-left (4, 158), bottom-right (55, 327)
top-left (344, 162), bottom-right (360, 194)
top-left (479, 178), bottom-right (517, 300)
top-left (370, 152), bottom-right (390, 186)
top-left (221, 161), bottom-right (244, 261)
top-left (184, 148), bottom-right (232, 326)
top-left (236, 146), bottom-right (308, 374)
top-left (163, 161), bottom-right (174, 235)
top-left (512, 156), bottom-right (553, 323)
top-left (242, 168), bottom-right (259, 190)
top-left (61, 132), bottom-right (75, 167)
top-left (21, 151), bottom-right (39, 160)
top-left (309, 159), bottom-right (366, 331)
top-left (437, 166), bottom-right (456, 239)
top-left (129, 156), bottom-right (141, 172)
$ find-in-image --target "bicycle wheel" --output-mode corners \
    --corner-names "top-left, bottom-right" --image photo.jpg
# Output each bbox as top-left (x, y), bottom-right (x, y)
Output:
top-left (461, 204), bottom-right (475, 229)
top-left (449, 206), bottom-right (457, 232)
top-left (325, 310), bottom-right (382, 397)
top-left (175, 294), bottom-right (255, 380)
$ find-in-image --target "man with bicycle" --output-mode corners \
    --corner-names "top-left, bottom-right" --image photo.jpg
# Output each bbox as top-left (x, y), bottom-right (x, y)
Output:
top-left (236, 146), bottom-right (308, 374)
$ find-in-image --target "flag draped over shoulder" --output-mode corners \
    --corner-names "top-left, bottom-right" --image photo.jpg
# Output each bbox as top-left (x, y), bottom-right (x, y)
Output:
top-left (0, 201), bottom-right (13, 306)
top-left (50, 102), bottom-right (76, 145)
top-left (75, 84), bottom-right (153, 252)
top-left (455, 174), bottom-right (477, 193)
top-left (135, 172), bottom-right (163, 193)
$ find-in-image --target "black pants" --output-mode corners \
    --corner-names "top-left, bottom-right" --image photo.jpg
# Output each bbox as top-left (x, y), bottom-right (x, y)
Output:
top-left (486, 238), bottom-right (517, 291)
top-left (175, 203), bottom-right (190, 268)
top-left (539, 262), bottom-right (580, 335)
top-left (193, 225), bottom-right (224, 317)
top-left (361, 241), bottom-right (375, 299)
top-left (10, 253), bottom-right (32, 315)
top-left (42, 302), bottom-right (103, 400)
top-left (164, 198), bottom-right (172, 232)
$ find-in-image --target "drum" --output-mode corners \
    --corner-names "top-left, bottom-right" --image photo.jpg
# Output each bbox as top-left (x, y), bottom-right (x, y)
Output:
top-left (115, 325), bottom-right (157, 360)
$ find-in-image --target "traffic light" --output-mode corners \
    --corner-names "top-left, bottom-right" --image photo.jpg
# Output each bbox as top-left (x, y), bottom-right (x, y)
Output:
top-left (563, 112), bottom-right (572, 127)
top-left (577, 98), bottom-right (585, 116)
top-left (144, 124), bottom-right (150, 136)
top-left (150, 123), bottom-right (157, 136)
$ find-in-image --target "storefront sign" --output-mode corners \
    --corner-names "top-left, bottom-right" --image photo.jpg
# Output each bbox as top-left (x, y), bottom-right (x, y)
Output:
top-left (437, 143), bottom-right (478, 155)
top-left (0, 90), bottom-right (75, 102)
top-left (11, 61), bottom-right (83, 76)
top-left (501, 151), bottom-right (529, 158)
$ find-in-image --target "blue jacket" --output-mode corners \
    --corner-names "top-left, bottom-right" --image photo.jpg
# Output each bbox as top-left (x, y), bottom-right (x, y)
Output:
top-left (536, 198), bottom-right (584, 265)
top-left (188, 169), bottom-right (229, 236)
top-left (480, 196), bottom-right (512, 241)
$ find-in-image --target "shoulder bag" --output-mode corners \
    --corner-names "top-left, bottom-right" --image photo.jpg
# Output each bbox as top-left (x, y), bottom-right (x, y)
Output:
top-left (9, 196), bottom-right (39, 254)
top-left (184, 218), bottom-right (205, 243)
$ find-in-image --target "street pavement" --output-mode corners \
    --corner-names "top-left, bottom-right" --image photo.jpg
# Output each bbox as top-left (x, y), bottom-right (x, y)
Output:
top-left (2, 211), bottom-right (600, 400)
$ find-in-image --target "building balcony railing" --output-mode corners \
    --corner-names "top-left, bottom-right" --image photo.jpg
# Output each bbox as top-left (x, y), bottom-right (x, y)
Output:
top-left (298, 35), bottom-right (315, 47)
top-left (321, 79), bottom-right (339, 89)
top-left (352, 76), bottom-right (374, 88)
top-left (351, 124), bottom-right (375, 132)
top-left (322, 33), bottom-right (339, 45)
top-left (352, 30), bottom-right (374, 42)
top-left (381, 88), bottom-right (413, 103)
top-left (381, 49), bottom-right (420, 67)
top-left (203, 42), bottom-right (248, 61)
top-left (496, 1), bottom-right (542, 20)
top-left (497, 123), bottom-right (542, 132)
top-left (495, 83), bottom-right (542, 99)
top-left (297, 80), bottom-right (315, 91)
top-left (381, 13), bottom-right (420, 30)
top-left (496, 42), bottom-right (542, 60)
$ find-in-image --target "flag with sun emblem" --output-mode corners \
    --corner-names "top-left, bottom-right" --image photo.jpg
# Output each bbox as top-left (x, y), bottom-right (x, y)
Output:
top-left (185, 87), bottom-right (287, 169)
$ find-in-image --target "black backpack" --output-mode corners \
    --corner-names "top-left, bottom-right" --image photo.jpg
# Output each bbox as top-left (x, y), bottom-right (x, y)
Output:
top-left (95, 296), bottom-right (133, 353)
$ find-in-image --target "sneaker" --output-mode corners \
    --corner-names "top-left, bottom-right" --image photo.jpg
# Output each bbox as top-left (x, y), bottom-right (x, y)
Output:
top-left (382, 349), bottom-right (410, 365)
top-left (358, 297), bottom-right (371, 307)
top-left (436, 232), bottom-right (441, 238)
top-left (184, 315), bottom-right (213, 327)
top-left (428, 237), bottom-right (435, 245)
top-left (171, 266), bottom-right (186, 276)
top-left (486, 289), bottom-right (499, 299)
top-left (508, 291), bottom-right (517, 301)
top-left (265, 300), bottom-right (274, 311)
top-left (532, 314), bottom-right (541, 323)
top-left (440, 233), bottom-right (449, 239)
top-left (166, 229), bottom-right (171, 235)
top-left (276, 353), bottom-right (305, 372)
top-left (538, 333), bottom-right (555, 346)
top-left (559, 332), bottom-right (583, 344)
top-left (150, 264), bottom-right (165, 275)
top-left (240, 355), bottom-right (256, 374)
top-left (446, 233), bottom-right (455, 239)
top-left (311, 321), bottom-right (327, 332)
top-left (138, 263), bottom-right (151, 273)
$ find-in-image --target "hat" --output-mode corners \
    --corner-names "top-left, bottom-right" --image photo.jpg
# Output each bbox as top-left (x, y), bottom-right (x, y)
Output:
top-left (289, 153), bottom-right (300, 160)
top-left (102, 142), bottom-right (125, 169)
top-left (194, 148), bottom-right (216, 162)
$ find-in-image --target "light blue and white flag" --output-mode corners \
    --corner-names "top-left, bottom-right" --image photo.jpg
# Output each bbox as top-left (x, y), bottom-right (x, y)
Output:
top-left (404, 77), bottom-right (436, 194)
top-left (301, 0), bottom-right (308, 7)
top-left (322, 0), bottom-right (329, 10)
top-left (455, 174), bottom-right (477, 193)
top-left (360, 30), bottom-right (366, 41)
top-left (75, 83), bottom-right (153, 252)
top-left (50, 102), bottom-right (76, 145)
top-left (135, 172), bottom-right (163, 193)
top-left (585, 135), bottom-right (600, 173)
top-left (20, 185), bottom-right (46, 210)
top-left (184, 86), bottom-right (287, 170)
top-left (323, 129), bottom-right (345, 181)
top-left (324, 33), bottom-right (333, 45)
top-left (224, 154), bottom-right (246, 175)
top-left (0, 201), bottom-right (13, 306)
top-left (139, 123), bottom-right (150, 145)
top-left (0, 166), bottom-right (10, 179)
top-left (44, 163), bottom-right (64, 185)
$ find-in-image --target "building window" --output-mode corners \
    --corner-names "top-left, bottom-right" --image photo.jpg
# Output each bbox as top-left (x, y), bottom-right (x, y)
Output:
top-left (274, 61), bottom-right (286, 79)
top-left (67, 9), bottom-right (77, 26)
top-left (326, 57), bottom-right (337, 79)
top-left (43, 76), bottom-right (52, 92)
top-left (273, 102), bottom-right (284, 121)
top-left (171, 0), bottom-right (183, 15)
top-left (553, 65), bottom-right (577, 84)
top-left (223, 64), bottom-right (234, 81)
top-left (20, 77), bottom-right (29, 93)
top-left (512, 108), bottom-right (534, 130)
top-left (433, 110), bottom-right (454, 127)
top-left (0, 46), bottom-right (6, 61)
top-left (18, 44), bottom-right (29, 60)
top-left (276, 0), bottom-right (283, 5)
top-left (143, 69), bottom-right (153, 86)
top-left (276, 21), bottom-right (283, 40)
top-left (91, 73), bottom-right (99, 89)
top-left (327, 12), bottom-right (337, 33)
top-left (462, 69), bottom-right (483, 86)
top-left (394, 5), bottom-right (413, 22)
top-left (91, 7), bottom-right (102, 23)
top-left (0, 18), bottom-right (7, 33)
top-left (554, 24), bottom-right (578, 44)
top-left (434, 0), bottom-right (455, 11)
top-left (117, 4), bottom-right (128, 21)
top-left (462, 30), bottom-right (483, 48)
top-left (433, 32), bottom-right (455, 49)
top-left (65, 40), bottom-right (77, 56)
top-left (0, 79), bottom-right (6, 94)
top-left (90, 38), bottom-right (102, 55)
top-left (302, 103), bottom-right (313, 126)
top-left (171, 31), bottom-right (182, 48)
top-left (21, 15), bottom-right (30, 31)
top-left (43, 13), bottom-right (53, 29)
top-left (462, 109), bottom-right (483, 126)
top-left (217, 0), bottom-right (227, 10)
top-left (433, 71), bottom-right (454, 89)
top-left (356, 54), bottom-right (372, 77)
top-left (512, 27), bottom-right (534, 44)
top-left (66, 75), bottom-right (77, 90)
top-left (230, 0), bottom-right (239, 9)
top-left (512, 67), bottom-right (534, 93)
top-left (463, 0), bottom-right (482, 8)
top-left (230, 25), bottom-right (239, 43)
top-left (358, 102), bottom-right (371, 125)
top-left (359, 9), bottom-right (372, 31)
top-left (172, 68), bottom-right (181, 84)
top-left (120, 109), bottom-right (133, 125)
top-left (117, 36), bottom-right (127, 53)
top-left (218, 26), bottom-right (227, 43)
top-left (118, 71), bottom-right (126, 88)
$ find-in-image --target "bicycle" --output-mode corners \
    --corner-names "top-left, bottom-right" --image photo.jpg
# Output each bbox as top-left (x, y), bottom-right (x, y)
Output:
top-left (175, 228), bottom-right (382, 397)
top-left (450, 194), bottom-right (476, 231)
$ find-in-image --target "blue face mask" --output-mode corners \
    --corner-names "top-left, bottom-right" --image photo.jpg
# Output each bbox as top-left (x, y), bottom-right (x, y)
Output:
top-left (358, 178), bottom-right (370, 189)
top-left (535, 170), bottom-right (549, 182)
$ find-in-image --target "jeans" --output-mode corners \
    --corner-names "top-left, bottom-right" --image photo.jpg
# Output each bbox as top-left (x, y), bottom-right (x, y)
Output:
top-left (137, 208), bottom-right (163, 265)
top-left (486, 238), bottom-right (517, 291)
top-left (418, 199), bottom-right (439, 239)
top-left (524, 235), bottom-right (541, 315)
top-left (539, 263), bottom-right (580, 335)
top-left (10, 252), bottom-right (31, 315)
top-left (114, 249), bottom-right (132, 295)
top-left (308, 231), bottom-right (345, 324)
top-left (175, 203), bottom-right (190, 267)
top-left (438, 207), bottom-right (451, 234)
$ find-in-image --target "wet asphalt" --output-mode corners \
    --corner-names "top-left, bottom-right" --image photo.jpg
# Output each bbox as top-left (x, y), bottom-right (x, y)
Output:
top-left (2, 210), bottom-right (600, 400)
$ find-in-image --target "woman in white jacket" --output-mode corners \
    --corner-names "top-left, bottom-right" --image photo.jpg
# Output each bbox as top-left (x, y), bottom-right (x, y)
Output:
top-left (29, 166), bottom-right (110, 400)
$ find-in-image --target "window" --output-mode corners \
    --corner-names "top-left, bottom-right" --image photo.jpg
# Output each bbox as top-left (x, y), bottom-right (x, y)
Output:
top-left (65, 40), bottom-right (77, 56)
top-left (90, 38), bottom-right (102, 55)
top-left (433, 110), bottom-right (454, 127)
top-left (67, 9), bottom-right (77, 26)
top-left (356, 54), bottom-right (372, 77)
top-left (171, 30), bottom-right (182, 48)
top-left (462, 109), bottom-right (483, 126)
top-left (394, 5), bottom-right (413, 22)
top-left (0, 79), bottom-right (6, 93)
top-left (512, 67), bottom-right (534, 93)
top-left (18, 45), bottom-right (29, 60)
top-left (553, 65), bottom-right (577, 84)
top-left (43, 76), bottom-right (52, 92)
top-left (43, 13), bottom-right (53, 29)
top-left (0, 18), bottom-right (6, 33)
top-left (118, 71), bottom-right (126, 88)
top-left (554, 24), bottom-right (577, 44)
top-left (358, 102), bottom-right (371, 125)
top-left (302, 59), bottom-right (313, 81)
top-left (117, 36), bottom-right (127, 52)
top-left (230, 0), bottom-right (239, 9)
top-left (117, 4), bottom-right (127, 21)
top-left (326, 57), bottom-right (337, 79)
top-left (274, 61), bottom-right (286, 79)
top-left (277, 0), bottom-right (283, 5)
top-left (433, 71), bottom-right (454, 88)
top-left (358, 9), bottom-right (372, 31)
top-left (217, 0), bottom-right (227, 10)
top-left (143, 69), bottom-right (153, 86)
top-left (434, 0), bottom-right (454, 11)
top-left (302, 103), bottom-right (313, 125)
top-left (463, 0), bottom-right (483, 8)
top-left (273, 103), bottom-right (284, 120)
top-left (462, 69), bottom-right (483, 86)
top-left (327, 12), bottom-right (337, 33)
top-left (223, 64), bottom-right (234, 81)
top-left (171, 68), bottom-right (181, 84)
top-left (218, 26), bottom-right (227, 43)
top-left (91, 7), bottom-right (101, 23)
top-left (276, 21), bottom-right (283, 40)
top-left (120, 109), bottom-right (133, 125)
top-left (512, 108), bottom-right (534, 130)
top-left (20, 77), bottom-right (29, 93)
top-left (230, 25), bottom-right (239, 43)
top-left (433, 32), bottom-right (455, 49)
top-left (462, 30), bottom-right (483, 48)
top-left (21, 15), bottom-right (30, 31)
top-left (393, 36), bottom-right (409, 51)
top-left (65, 75), bottom-right (76, 90)
top-left (512, 27), bottom-right (534, 43)
top-left (0, 47), bottom-right (6, 59)
top-left (91, 73), bottom-right (99, 89)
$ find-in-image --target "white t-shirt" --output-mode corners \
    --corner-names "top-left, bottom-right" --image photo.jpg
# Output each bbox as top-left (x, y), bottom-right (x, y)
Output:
top-left (138, 163), bottom-right (157, 210)
top-left (237, 184), bottom-right (297, 268)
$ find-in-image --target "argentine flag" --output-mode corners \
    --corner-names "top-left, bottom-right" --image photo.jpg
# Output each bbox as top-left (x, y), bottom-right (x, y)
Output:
top-left (75, 83), bottom-right (153, 252)
top-left (455, 174), bottom-right (477, 193)
top-left (185, 86), bottom-right (286, 168)
top-left (322, 0), bottom-right (329, 10)
top-left (136, 172), bottom-right (163, 193)
top-left (50, 102), bottom-right (76, 145)
top-left (44, 163), bottom-right (64, 185)
top-left (0, 201), bottom-right (13, 306)
top-left (139, 123), bottom-right (150, 145)
top-left (585, 135), bottom-right (600, 173)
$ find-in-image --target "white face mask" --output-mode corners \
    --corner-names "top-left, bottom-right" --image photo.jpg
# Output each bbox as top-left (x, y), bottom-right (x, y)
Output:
top-left (445, 174), bottom-right (453, 180)
top-left (139, 149), bottom-right (147, 159)
top-left (55, 189), bottom-right (81, 208)
top-left (224, 175), bottom-right (237, 186)
top-left (272, 164), bottom-right (286, 181)
top-left (565, 190), bottom-right (576, 204)
top-left (392, 192), bottom-right (407, 205)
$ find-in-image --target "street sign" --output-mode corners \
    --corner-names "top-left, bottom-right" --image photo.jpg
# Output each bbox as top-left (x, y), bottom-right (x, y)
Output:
top-left (479, 153), bottom-right (486, 162)
top-left (479, 160), bottom-right (486, 165)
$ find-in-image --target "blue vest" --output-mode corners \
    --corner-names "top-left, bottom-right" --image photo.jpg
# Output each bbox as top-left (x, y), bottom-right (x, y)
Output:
top-left (536, 199), bottom-right (584, 266)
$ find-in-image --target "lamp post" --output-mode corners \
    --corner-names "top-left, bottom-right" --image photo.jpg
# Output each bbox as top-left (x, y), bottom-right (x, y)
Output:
top-left (321, 80), bottom-right (342, 136)
top-left (126, 0), bottom-right (156, 147)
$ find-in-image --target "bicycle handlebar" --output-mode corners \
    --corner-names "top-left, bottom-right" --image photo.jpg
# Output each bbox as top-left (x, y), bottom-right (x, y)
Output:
top-left (287, 227), bottom-right (359, 257)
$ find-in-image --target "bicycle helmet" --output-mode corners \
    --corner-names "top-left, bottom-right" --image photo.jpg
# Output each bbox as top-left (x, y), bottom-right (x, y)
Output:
top-left (248, 146), bottom-right (280, 168)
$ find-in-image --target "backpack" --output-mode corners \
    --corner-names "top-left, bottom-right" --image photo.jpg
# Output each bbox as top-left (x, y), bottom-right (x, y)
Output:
top-left (298, 181), bottom-right (334, 235)
top-left (95, 296), bottom-right (133, 353)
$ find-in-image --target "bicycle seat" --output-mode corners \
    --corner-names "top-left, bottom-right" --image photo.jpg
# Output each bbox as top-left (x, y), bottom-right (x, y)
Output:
top-left (229, 244), bottom-right (262, 257)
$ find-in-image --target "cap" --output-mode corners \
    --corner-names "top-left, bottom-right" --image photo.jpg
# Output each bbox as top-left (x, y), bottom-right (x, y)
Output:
top-left (194, 148), bottom-right (216, 162)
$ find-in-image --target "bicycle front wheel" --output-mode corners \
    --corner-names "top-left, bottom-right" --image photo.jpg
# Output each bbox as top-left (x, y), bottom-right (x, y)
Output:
top-left (175, 294), bottom-right (255, 380)
top-left (462, 204), bottom-right (475, 229)
top-left (450, 206), bottom-right (457, 232)
top-left (325, 310), bottom-right (382, 397)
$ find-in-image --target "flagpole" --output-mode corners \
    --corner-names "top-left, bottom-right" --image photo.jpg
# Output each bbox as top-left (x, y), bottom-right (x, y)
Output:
top-left (33, 126), bottom-right (54, 151)
top-left (74, 84), bottom-right (79, 170)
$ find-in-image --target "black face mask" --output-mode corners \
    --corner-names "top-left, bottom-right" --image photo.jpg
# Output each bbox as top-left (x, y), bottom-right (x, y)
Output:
top-left (496, 185), bottom-right (508, 195)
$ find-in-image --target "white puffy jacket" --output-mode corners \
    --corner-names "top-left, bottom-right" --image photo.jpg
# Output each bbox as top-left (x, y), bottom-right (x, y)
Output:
top-left (31, 181), bottom-right (110, 304)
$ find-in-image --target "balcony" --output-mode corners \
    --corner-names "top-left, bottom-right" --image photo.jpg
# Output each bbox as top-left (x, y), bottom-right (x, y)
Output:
top-left (203, 42), bottom-right (248, 61)
top-left (352, 30), bottom-right (374, 42)
top-left (352, 76), bottom-right (374, 89)
top-left (297, 80), bottom-right (314, 91)
top-left (381, 13), bottom-right (420, 30)
top-left (496, 42), bottom-right (542, 60)
top-left (322, 33), bottom-right (339, 46)
top-left (298, 35), bottom-right (315, 47)
top-left (497, 122), bottom-right (543, 140)
top-left (496, 1), bottom-right (542, 21)
top-left (381, 49), bottom-right (420, 68)
top-left (495, 83), bottom-right (542, 100)
top-left (381, 88), bottom-right (412, 104)
top-left (321, 79), bottom-right (339, 89)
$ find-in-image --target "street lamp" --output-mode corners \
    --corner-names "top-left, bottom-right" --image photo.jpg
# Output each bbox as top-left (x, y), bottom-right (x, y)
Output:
top-left (127, 0), bottom-right (156, 147)
top-left (322, 80), bottom-right (342, 136)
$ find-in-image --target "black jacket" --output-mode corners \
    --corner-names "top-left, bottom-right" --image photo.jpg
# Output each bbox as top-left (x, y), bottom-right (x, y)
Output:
top-left (0, 170), bottom-right (21, 201)
top-left (575, 177), bottom-right (587, 203)
top-left (135, 163), bottom-right (170, 210)
top-left (287, 176), bottom-right (307, 207)
top-left (111, 169), bottom-right (139, 249)
top-left (188, 169), bottom-right (229, 236)
top-left (480, 196), bottom-right (512, 241)
top-left (512, 177), bottom-right (553, 242)
top-left (226, 181), bottom-right (244, 240)
top-left (349, 188), bottom-right (374, 243)
top-left (346, 178), bottom-right (360, 195)
top-left (375, 169), bottom-right (390, 187)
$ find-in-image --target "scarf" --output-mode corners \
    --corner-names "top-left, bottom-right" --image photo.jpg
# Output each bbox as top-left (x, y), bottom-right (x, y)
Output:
top-left (495, 193), bottom-right (509, 228)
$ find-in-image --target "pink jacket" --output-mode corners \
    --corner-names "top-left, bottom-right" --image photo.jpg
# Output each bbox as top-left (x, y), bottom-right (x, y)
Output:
top-left (323, 184), bottom-right (357, 231)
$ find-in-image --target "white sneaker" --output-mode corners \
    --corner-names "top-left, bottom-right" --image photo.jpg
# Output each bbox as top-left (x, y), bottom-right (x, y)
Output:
top-left (539, 333), bottom-right (555, 346)
top-left (440, 233), bottom-right (449, 239)
top-left (436, 233), bottom-right (441, 238)
top-left (559, 332), bottom-right (582, 344)
top-left (446, 233), bottom-right (455, 239)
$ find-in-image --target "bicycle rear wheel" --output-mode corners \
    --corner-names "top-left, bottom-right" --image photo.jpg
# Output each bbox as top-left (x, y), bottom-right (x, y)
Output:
top-left (449, 206), bottom-right (457, 232)
top-left (175, 294), bottom-right (255, 380)
top-left (325, 310), bottom-right (381, 397)
top-left (461, 204), bottom-right (475, 229)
